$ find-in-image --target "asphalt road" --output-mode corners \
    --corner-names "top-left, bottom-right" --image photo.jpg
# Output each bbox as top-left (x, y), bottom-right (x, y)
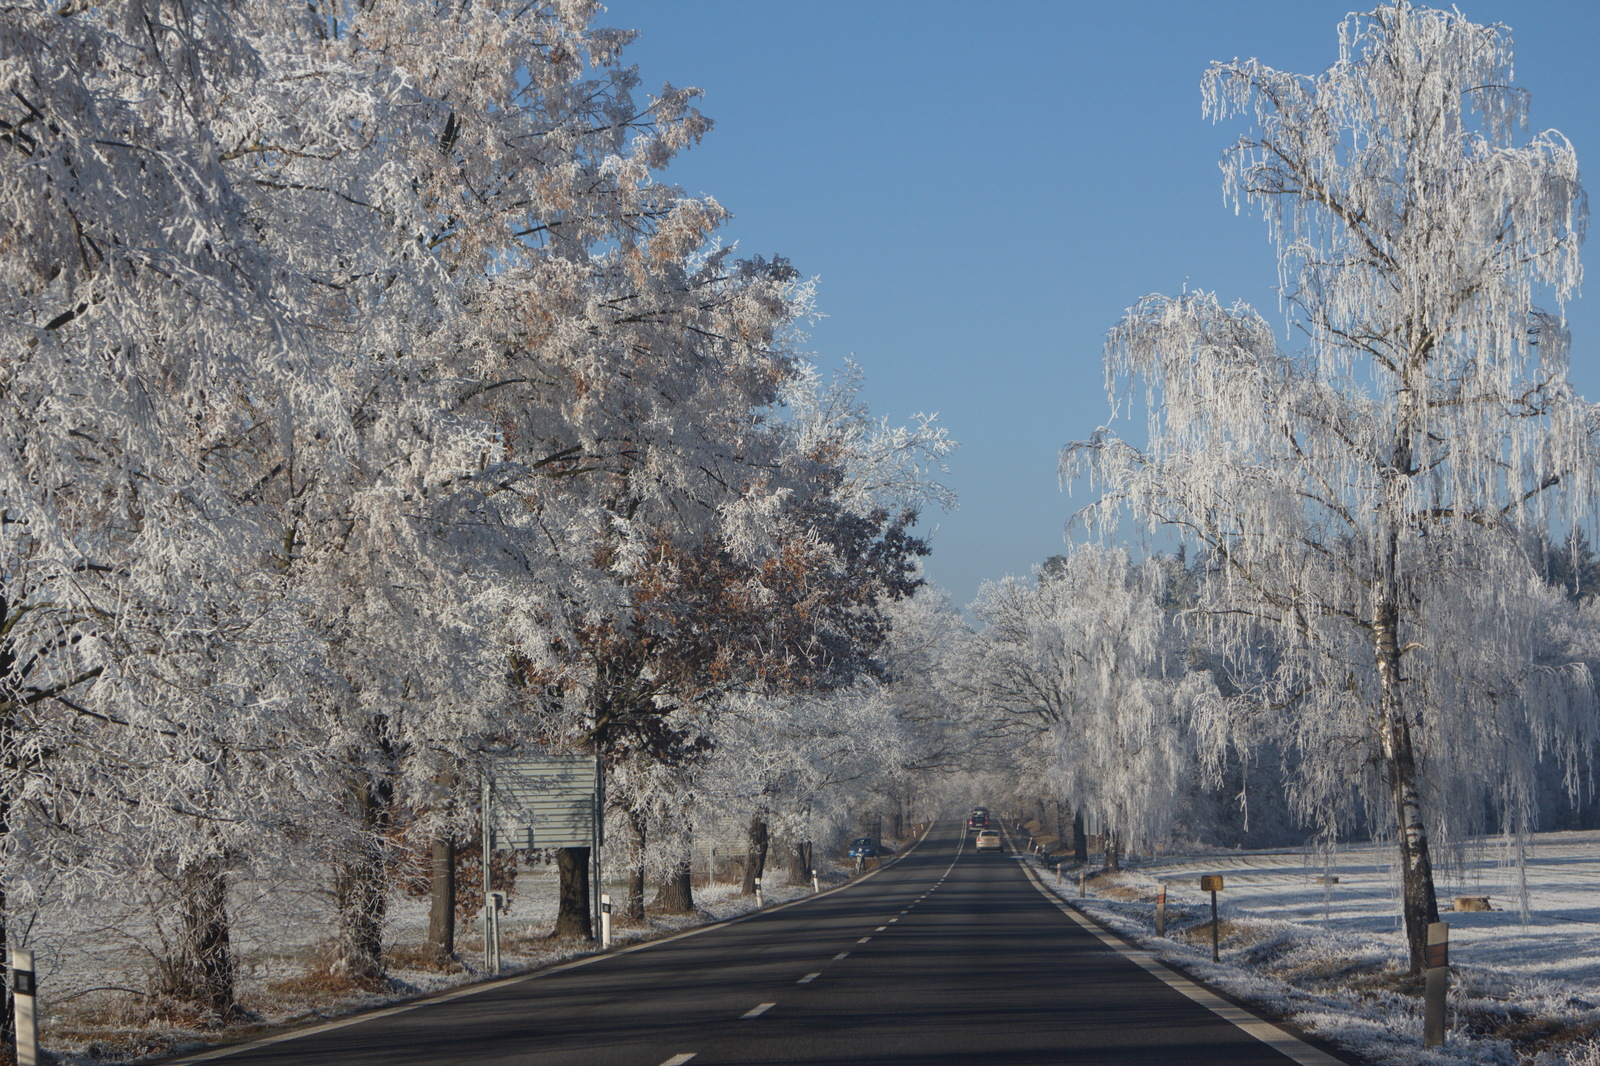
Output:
top-left (178, 821), bottom-right (1348, 1065)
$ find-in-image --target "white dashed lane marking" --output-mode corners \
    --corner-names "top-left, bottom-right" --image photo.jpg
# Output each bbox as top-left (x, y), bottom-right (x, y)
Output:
top-left (834, 951), bottom-right (850, 960)
top-left (857, 936), bottom-right (872, 943)
top-left (659, 1056), bottom-right (696, 1066)
top-left (875, 926), bottom-right (886, 932)
top-left (742, 1003), bottom-right (776, 1019)
top-left (798, 972), bottom-right (821, 984)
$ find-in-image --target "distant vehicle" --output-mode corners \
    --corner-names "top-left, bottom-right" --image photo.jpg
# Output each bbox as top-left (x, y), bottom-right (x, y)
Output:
top-left (975, 829), bottom-right (1003, 852)
top-left (967, 807), bottom-right (990, 831)
top-left (848, 836), bottom-right (881, 859)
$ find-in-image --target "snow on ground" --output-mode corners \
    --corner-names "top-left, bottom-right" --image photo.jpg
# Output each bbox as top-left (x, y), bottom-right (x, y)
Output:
top-left (33, 856), bottom-right (859, 1065)
top-left (1035, 830), bottom-right (1600, 1065)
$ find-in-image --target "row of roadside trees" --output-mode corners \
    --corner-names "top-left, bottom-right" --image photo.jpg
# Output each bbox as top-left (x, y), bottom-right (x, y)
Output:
top-left (0, 0), bottom-right (953, 1050)
top-left (976, 2), bottom-right (1600, 975)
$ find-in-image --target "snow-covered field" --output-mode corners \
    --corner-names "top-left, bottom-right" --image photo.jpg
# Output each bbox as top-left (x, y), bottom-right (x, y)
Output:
top-left (1044, 831), bottom-right (1600, 1065)
top-left (32, 860), bottom-right (843, 1065)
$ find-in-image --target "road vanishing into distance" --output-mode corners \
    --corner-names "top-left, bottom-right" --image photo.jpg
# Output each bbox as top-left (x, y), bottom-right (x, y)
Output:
top-left (173, 821), bottom-right (1353, 1066)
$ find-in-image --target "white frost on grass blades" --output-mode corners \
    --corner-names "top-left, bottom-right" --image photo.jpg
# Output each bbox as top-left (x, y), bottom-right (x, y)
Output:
top-left (1050, 831), bottom-right (1600, 1065)
top-left (30, 864), bottom-right (815, 1064)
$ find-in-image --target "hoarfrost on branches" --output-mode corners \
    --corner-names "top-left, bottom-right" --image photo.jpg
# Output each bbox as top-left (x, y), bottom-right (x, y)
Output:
top-left (0, 0), bottom-right (951, 1030)
top-left (1066, 1), bottom-right (1598, 971)
top-left (971, 547), bottom-right (1201, 856)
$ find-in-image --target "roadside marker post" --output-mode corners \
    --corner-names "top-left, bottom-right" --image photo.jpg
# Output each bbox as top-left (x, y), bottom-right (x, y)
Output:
top-left (10, 947), bottom-right (36, 1066)
top-left (1156, 884), bottom-right (1167, 938)
top-left (600, 893), bottom-right (613, 950)
top-left (487, 891), bottom-right (507, 974)
top-left (811, 869), bottom-right (819, 894)
top-left (481, 775), bottom-right (495, 974)
top-left (1424, 921), bottom-right (1449, 1047)
top-left (754, 877), bottom-right (764, 909)
top-left (1079, 870), bottom-right (1085, 898)
top-left (1200, 876), bottom-right (1224, 962)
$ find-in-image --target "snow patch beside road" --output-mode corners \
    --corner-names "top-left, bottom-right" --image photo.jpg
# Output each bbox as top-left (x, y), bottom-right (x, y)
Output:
top-left (1037, 830), bottom-right (1600, 1065)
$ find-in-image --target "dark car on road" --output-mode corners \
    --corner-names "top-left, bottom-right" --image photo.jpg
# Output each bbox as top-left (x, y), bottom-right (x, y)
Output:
top-left (967, 807), bottom-right (990, 831)
top-left (848, 836), bottom-right (881, 858)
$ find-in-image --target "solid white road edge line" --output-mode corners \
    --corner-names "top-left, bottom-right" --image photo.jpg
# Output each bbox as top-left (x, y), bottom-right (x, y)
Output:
top-left (1014, 857), bottom-right (1346, 1066)
top-left (741, 1003), bottom-right (775, 1019)
top-left (164, 825), bottom-right (940, 1065)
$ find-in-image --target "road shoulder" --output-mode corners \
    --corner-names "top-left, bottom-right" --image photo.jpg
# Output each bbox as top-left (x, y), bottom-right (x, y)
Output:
top-left (1011, 851), bottom-right (1364, 1066)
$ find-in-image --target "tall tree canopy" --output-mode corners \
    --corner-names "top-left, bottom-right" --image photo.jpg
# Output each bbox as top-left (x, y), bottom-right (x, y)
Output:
top-left (1067, 1), bottom-right (1596, 972)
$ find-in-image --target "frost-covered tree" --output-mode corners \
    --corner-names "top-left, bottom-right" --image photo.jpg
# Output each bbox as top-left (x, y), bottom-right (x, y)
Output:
top-left (971, 548), bottom-right (1199, 861)
top-left (0, 0), bottom-right (957, 1034)
top-left (0, 0), bottom-right (810, 992)
top-left (0, 0), bottom-right (366, 1024)
top-left (1067, 3), bottom-right (1596, 970)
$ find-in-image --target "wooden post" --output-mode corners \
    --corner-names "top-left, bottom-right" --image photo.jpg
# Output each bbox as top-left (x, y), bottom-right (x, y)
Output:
top-left (1079, 870), bottom-right (1085, 898)
top-left (1210, 890), bottom-right (1219, 961)
top-left (1156, 884), bottom-right (1167, 938)
top-left (1200, 876), bottom-right (1224, 962)
top-left (1424, 921), bottom-right (1449, 1047)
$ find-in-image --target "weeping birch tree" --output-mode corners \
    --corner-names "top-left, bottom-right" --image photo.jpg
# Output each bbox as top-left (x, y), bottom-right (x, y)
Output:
top-left (1067, 3), bottom-right (1596, 972)
top-left (971, 548), bottom-right (1198, 862)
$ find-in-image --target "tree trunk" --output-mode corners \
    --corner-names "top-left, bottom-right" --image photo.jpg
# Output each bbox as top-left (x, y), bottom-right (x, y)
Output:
top-left (1375, 593), bottom-right (1441, 973)
top-left (1103, 830), bottom-right (1121, 871)
top-left (623, 809), bottom-right (646, 921)
top-left (740, 814), bottom-right (769, 896)
top-left (426, 836), bottom-right (455, 960)
top-left (159, 855), bottom-right (237, 1017)
top-left (788, 841), bottom-right (812, 885)
top-left (1375, 402), bottom-right (1441, 974)
top-left (332, 841), bottom-right (387, 985)
top-left (653, 859), bottom-right (694, 913)
top-left (553, 847), bottom-right (593, 939)
top-left (1072, 811), bottom-right (1088, 863)
top-left (331, 771), bottom-right (391, 985)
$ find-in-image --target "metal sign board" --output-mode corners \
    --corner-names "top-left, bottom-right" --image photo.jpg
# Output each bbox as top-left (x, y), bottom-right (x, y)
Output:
top-left (701, 810), bottom-right (750, 851)
top-left (489, 755), bottom-right (599, 850)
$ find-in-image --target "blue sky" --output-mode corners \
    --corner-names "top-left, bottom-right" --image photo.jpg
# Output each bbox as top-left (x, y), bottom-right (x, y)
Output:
top-left (603, 1), bottom-right (1600, 612)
